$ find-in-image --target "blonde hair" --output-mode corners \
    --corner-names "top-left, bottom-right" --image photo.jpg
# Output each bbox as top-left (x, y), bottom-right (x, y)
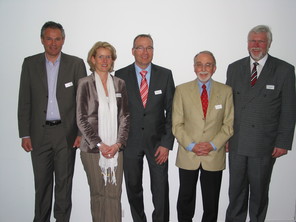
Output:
top-left (87, 41), bottom-right (117, 72)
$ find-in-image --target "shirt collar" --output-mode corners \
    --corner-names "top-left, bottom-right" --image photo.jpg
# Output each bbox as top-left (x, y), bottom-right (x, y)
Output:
top-left (45, 53), bottom-right (61, 65)
top-left (250, 53), bottom-right (268, 67)
top-left (134, 63), bottom-right (152, 74)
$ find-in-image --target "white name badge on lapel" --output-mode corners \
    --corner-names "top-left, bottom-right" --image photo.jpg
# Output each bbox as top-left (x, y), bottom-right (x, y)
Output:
top-left (65, 82), bottom-right (73, 88)
top-left (154, 90), bottom-right (162, 95)
top-left (215, 104), bottom-right (222, 110)
top-left (266, 85), bottom-right (275, 90)
top-left (115, 93), bottom-right (122, 98)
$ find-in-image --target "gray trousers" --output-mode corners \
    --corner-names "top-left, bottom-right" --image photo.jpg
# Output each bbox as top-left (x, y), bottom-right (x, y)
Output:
top-left (81, 151), bottom-right (123, 222)
top-left (31, 124), bottom-right (76, 222)
top-left (226, 152), bottom-right (275, 222)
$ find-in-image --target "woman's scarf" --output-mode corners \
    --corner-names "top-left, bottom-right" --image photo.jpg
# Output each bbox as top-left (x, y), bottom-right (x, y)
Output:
top-left (95, 72), bottom-right (118, 185)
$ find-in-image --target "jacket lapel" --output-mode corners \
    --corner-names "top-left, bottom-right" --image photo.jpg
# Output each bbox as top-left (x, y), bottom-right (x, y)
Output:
top-left (38, 53), bottom-right (48, 93)
top-left (129, 64), bottom-right (144, 107)
top-left (188, 79), bottom-right (204, 117)
top-left (244, 55), bottom-right (273, 104)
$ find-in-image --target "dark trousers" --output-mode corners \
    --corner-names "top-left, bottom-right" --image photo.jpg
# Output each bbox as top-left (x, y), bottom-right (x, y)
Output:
top-left (177, 167), bottom-right (222, 222)
top-left (226, 152), bottom-right (275, 222)
top-left (123, 148), bottom-right (169, 222)
top-left (31, 125), bottom-right (76, 222)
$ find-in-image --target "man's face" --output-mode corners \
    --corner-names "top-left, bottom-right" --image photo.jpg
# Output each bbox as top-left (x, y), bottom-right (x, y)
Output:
top-left (248, 32), bottom-right (270, 61)
top-left (194, 53), bottom-right (216, 83)
top-left (41, 28), bottom-right (64, 60)
top-left (132, 37), bottom-right (154, 69)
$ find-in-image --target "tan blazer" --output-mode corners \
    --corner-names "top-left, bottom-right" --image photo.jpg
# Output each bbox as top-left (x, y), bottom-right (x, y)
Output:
top-left (172, 79), bottom-right (234, 171)
top-left (76, 73), bottom-right (130, 153)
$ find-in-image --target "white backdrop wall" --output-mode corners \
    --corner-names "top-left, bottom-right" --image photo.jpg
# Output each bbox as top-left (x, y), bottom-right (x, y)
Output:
top-left (0, 0), bottom-right (295, 221)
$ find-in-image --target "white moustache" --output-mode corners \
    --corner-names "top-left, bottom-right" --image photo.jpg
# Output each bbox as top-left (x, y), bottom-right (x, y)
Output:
top-left (199, 71), bottom-right (208, 75)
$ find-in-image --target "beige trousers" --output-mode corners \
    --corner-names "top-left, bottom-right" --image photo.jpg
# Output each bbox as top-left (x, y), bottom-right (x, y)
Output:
top-left (81, 151), bottom-right (123, 222)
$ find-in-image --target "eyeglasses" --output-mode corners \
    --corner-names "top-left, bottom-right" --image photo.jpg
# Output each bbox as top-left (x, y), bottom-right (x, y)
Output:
top-left (195, 63), bottom-right (214, 70)
top-left (248, 40), bottom-right (267, 45)
top-left (96, 55), bottom-right (112, 60)
top-left (134, 46), bottom-right (154, 52)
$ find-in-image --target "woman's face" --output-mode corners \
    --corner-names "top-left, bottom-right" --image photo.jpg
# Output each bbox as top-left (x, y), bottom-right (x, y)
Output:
top-left (91, 47), bottom-right (113, 73)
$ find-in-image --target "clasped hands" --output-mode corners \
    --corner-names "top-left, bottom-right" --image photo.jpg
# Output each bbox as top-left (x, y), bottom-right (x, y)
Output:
top-left (192, 142), bottom-right (213, 156)
top-left (99, 143), bottom-right (121, 159)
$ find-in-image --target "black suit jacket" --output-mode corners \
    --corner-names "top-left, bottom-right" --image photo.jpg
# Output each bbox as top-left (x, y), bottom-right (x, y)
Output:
top-left (18, 52), bottom-right (87, 148)
top-left (115, 63), bottom-right (175, 156)
top-left (226, 55), bottom-right (296, 157)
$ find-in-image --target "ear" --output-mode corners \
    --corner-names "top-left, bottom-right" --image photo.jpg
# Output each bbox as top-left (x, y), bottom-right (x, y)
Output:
top-left (213, 65), bottom-right (217, 74)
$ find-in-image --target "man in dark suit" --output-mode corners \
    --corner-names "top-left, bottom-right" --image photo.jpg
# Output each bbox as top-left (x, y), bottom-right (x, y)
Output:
top-left (225, 25), bottom-right (296, 222)
top-left (115, 34), bottom-right (175, 222)
top-left (18, 21), bottom-right (87, 222)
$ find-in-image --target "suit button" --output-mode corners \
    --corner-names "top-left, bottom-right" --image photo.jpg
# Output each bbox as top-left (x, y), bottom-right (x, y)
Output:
top-left (251, 125), bottom-right (255, 128)
top-left (142, 128), bottom-right (144, 130)
top-left (143, 114), bottom-right (146, 116)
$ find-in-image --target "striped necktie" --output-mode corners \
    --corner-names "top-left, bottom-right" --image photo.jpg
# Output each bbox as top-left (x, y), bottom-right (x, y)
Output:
top-left (251, 62), bottom-right (259, 87)
top-left (140, 70), bottom-right (148, 108)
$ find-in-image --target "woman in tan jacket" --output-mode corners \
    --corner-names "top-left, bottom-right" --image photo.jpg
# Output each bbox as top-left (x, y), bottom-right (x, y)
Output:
top-left (76, 41), bottom-right (130, 222)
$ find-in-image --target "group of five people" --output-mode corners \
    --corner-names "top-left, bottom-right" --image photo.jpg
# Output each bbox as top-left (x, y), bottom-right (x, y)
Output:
top-left (18, 21), bottom-right (296, 222)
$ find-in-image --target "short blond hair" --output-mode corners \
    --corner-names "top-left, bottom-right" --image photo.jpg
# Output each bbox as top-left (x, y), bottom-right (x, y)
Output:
top-left (87, 41), bottom-right (117, 72)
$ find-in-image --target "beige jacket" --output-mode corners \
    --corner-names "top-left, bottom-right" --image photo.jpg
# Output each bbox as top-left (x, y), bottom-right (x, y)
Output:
top-left (172, 79), bottom-right (234, 171)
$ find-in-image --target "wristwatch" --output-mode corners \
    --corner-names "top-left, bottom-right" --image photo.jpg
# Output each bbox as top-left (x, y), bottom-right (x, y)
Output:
top-left (96, 142), bottom-right (102, 149)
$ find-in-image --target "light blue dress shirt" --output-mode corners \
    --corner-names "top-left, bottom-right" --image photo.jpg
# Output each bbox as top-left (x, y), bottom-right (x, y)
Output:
top-left (134, 63), bottom-right (152, 88)
top-left (45, 54), bottom-right (61, 121)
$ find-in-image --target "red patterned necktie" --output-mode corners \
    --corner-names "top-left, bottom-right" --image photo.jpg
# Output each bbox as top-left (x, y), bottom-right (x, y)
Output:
top-left (201, 84), bottom-right (208, 118)
top-left (251, 62), bottom-right (258, 87)
top-left (140, 70), bottom-right (148, 108)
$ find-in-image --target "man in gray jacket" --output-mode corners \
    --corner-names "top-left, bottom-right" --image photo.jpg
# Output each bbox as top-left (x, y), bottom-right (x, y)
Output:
top-left (18, 21), bottom-right (87, 222)
top-left (225, 25), bottom-right (296, 222)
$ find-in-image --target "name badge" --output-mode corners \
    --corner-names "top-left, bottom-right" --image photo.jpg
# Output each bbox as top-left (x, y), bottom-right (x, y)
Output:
top-left (266, 85), bottom-right (275, 90)
top-left (116, 93), bottom-right (122, 98)
top-left (154, 90), bottom-right (162, 95)
top-left (215, 104), bottom-right (222, 110)
top-left (65, 82), bottom-right (73, 88)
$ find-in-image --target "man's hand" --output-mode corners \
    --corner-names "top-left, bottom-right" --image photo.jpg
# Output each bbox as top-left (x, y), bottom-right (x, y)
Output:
top-left (155, 146), bottom-right (169, 165)
top-left (272, 147), bottom-right (288, 158)
top-left (21, 138), bottom-right (33, 152)
top-left (192, 142), bottom-right (213, 156)
top-left (73, 136), bottom-right (81, 148)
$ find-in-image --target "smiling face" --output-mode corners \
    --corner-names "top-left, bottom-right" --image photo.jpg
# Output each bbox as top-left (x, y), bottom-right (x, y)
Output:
top-left (91, 47), bottom-right (113, 74)
top-left (248, 31), bottom-right (271, 61)
top-left (41, 28), bottom-right (64, 62)
top-left (194, 53), bottom-right (216, 83)
top-left (132, 37), bottom-right (154, 69)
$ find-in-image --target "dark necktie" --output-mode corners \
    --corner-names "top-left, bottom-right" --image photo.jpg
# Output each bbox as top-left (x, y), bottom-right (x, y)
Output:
top-left (201, 84), bottom-right (208, 118)
top-left (251, 62), bottom-right (259, 87)
top-left (140, 70), bottom-right (148, 108)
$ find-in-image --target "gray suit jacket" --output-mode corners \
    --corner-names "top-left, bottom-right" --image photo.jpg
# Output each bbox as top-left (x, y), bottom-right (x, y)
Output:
top-left (18, 52), bottom-right (87, 148)
top-left (226, 55), bottom-right (296, 157)
top-left (76, 73), bottom-right (130, 153)
top-left (115, 63), bottom-right (175, 156)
